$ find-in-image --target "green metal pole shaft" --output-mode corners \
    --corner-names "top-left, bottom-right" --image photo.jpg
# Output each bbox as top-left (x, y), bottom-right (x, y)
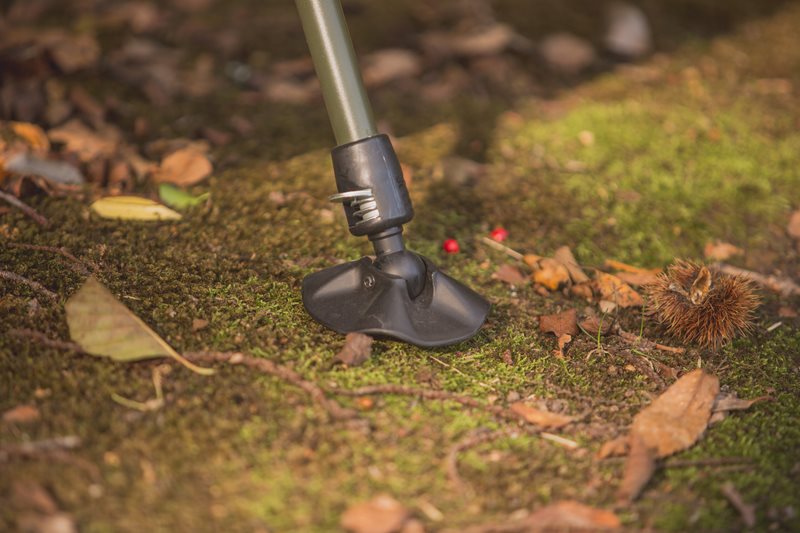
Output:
top-left (295, 0), bottom-right (377, 145)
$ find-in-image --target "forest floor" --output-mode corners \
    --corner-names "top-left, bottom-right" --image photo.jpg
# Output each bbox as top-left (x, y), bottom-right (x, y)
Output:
top-left (1, 1), bottom-right (799, 531)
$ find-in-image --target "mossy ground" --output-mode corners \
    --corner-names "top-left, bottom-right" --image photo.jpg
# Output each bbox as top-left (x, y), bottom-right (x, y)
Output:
top-left (2, 2), bottom-right (800, 532)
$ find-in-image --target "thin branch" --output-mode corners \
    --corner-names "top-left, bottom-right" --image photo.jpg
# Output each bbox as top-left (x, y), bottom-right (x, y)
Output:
top-left (478, 236), bottom-right (524, 261)
top-left (329, 384), bottom-right (531, 425)
top-left (184, 351), bottom-right (356, 421)
top-left (6, 242), bottom-right (98, 274)
top-left (0, 271), bottom-right (58, 300)
top-left (617, 327), bottom-right (685, 354)
top-left (0, 190), bottom-right (49, 227)
top-left (713, 262), bottom-right (800, 297)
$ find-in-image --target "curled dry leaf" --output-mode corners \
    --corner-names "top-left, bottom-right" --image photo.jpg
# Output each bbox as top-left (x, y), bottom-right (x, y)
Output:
top-left (2, 404), bottom-right (40, 424)
top-left (553, 246), bottom-right (589, 284)
top-left (704, 240), bottom-right (744, 261)
top-left (527, 257), bottom-right (571, 290)
top-left (579, 313), bottom-right (614, 336)
top-left (48, 119), bottom-right (118, 162)
top-left (341, 494), bottom-right (411, 533)
top-left (712, 392), bottom-right (772, 413)
top-left (65, 276), bottom-right (212, 374)
top-left (510, 402), bottom-right (574, 429)
top-left (594, 272), bottom-right (643, 308)
top-left (333, 332), bottom-right (374, 367)
top-left (91, 196), bottom-right (182, 221)
top-left (491, 264), bottom-right (527, 285)
top-left (152, 147), bottom-right (212, 186)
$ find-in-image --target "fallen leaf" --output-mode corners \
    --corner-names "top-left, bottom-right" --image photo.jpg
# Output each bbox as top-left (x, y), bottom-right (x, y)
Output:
top-left (362, 49), bottom-right (422, 87)
top-left (617, 433), bottom-right (657, 503)
top-left (341, 495), bottom-right (410, 533)
top-left (10, 122), bottom-right (50, 153)
top-left (704, 240), bottom-right (744, 261)
top-left (594, 272), bottom-right (643, 308)
top-left (152, 147), bottom-right (212, 186)
top-left (91, 196), bottom-right (182, 221)
top-left (712, 392), bottom-right (771, 413)
top-left (523, 500), bottom-right (621, 530)
top-left (510, 402), bottom-right (575, 429)
top-left (553, 246), bottom-right (589, 283)
top-left (539, 33), bottom-right (596, 75)
top-left (570, 281), bottom-right (594, 300)
top-left (48, 119), bottom-right (118, 162)
top-left (614, 270), bottom-right (660, 286)
top-left (604, 259), bottom-right (660, 275)
top-left (48, 33), bottom-right (101, 73)
top-left (492, 264), bottom-right (527, 285)
top-left (532, 258), bottom-right (571, 290)
top-left (555, 333), bottom-right (572, 358)
top-left (333, 332), bottom-right (374, 367)
top-left (2, 404), bottom-right (40, 424)
top-left (539, 309), bottom-right (578, 337)
top-left (191, 318), bottom-right (209, 332)
top-left (787, 210), bottom-right (800, 240)
top-left (65, 276), bottom-right (212, 374)
top-left (158, 183), bottom-right (209, 209)
top-left (596, 435), bottom-right (630, 459)
top-left (618, 369), bottom-right (719, 502)
top-left (579, 313), bottom-right (614, 336)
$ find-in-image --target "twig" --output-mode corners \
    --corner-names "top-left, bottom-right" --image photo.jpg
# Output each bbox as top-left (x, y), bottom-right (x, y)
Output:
top-left (0, 190), bottom-right (49, 227)
top-left (6, 242), bottom-right (98, 274)
top-left (720, 481), bottom-right (756, 528)
top-left (8, 328), bottom-right (85, 352)
top-left (0, 271), bottom-right (58, 300)
top-left (445, 427), bottom-right (521, 490)
top-left (713, 262), bottom-right (800, 297)
top-left (617, 327), bottom-right (685, 354)
top-left (184, 351), bottom-right (356, 421)
top-left (478, 236), bottom-right (524, 261)
top-left (329, 384), bottom-right (532, 425)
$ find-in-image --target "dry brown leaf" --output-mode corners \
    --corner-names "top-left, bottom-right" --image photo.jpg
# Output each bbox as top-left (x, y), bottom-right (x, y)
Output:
top-left (10, 122), bottom-right (50, 153)
top-left (341, 495), bottom-right (410, 533)
top-left (523, 500), bottom-right (621, 530)
top-left (617, 433), bottom-right (657, 503)
top-left (152, 147), bottom-right (212, 186)
top-left (570, 281), bottom-right (594, 300)
top-left (362, 49), bottom-right (422, 87)
top-left (510, 402), bottom-right (574, 429)
top-left (191, 318), bottom-right (209, 332)
top-left (539, 309), bottom-right (578, 337)
top-left (704, 240), bottom-right (744, 261)
top-left (554, 333), bottom-right (572, 358)
top-left (553, 246), bottom-right (589, 284)
top-left (2, 404), bottom-right (40, 424)
top-left (48, 119), bottom-right (118, 162)
top-left (48, 33), bottom-right (100, 73)
top-left (492, 264), bottom-right (527, 285)
top-left (532, 258), bottom-right (571, 290)
top-left (594, 272), bottom-right (643, 308)
top-left (712, 392), bottom-right (771, 413)
top-left (633, 369), bottom-right (719, 457)
top-left (604, 259), bottom-right (661, 275)
top-left (596, 435), bottom-right (630, 459)
top-left (614, 270), bottom-right (660, 286)
top-left (333, 332), bottom-right (374, 367)
top-left (787, 210), bottom-right (800, 240)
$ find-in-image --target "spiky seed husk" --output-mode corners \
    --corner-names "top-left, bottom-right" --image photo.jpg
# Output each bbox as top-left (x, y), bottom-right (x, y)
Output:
top-left (645, 260), bottom-right (759, 348)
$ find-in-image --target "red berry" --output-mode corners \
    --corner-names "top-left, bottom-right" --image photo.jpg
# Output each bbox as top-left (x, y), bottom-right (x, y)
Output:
top-left (442, 238), bottom-right (460, 254)
top-left (490, 226), bottom-right (509, 242)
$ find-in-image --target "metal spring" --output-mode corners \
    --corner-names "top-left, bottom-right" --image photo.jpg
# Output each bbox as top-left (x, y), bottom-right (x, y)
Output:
top-left (329, 188), bottom-right (379, 224)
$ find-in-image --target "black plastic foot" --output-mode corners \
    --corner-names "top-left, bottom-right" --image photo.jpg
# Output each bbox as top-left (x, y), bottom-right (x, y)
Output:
top-left (302, 254), bottom-right (490, 347)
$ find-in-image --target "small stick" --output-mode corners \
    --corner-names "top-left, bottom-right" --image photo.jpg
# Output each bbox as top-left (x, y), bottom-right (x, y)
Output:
top-left (478, 236), bottom-right (524, 261)
top-left (713, 262), bottom-right (800, 297)
top-left (329, 384), bottom-right (531, 425)
top-left (446, 427), bottom-right (520, 490)
top-left (0, 190), bottom-right (49, 227)
top-left (184, 351), bottom-right (356, 421)
top-left (0, 270), bottom-right (58, 300)
top-left (720, 482), bottom-right (756, 528)
top-left (6, 242), bottom-right (98, 274)
top-left (617, 328), bottom-right (685, 354)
